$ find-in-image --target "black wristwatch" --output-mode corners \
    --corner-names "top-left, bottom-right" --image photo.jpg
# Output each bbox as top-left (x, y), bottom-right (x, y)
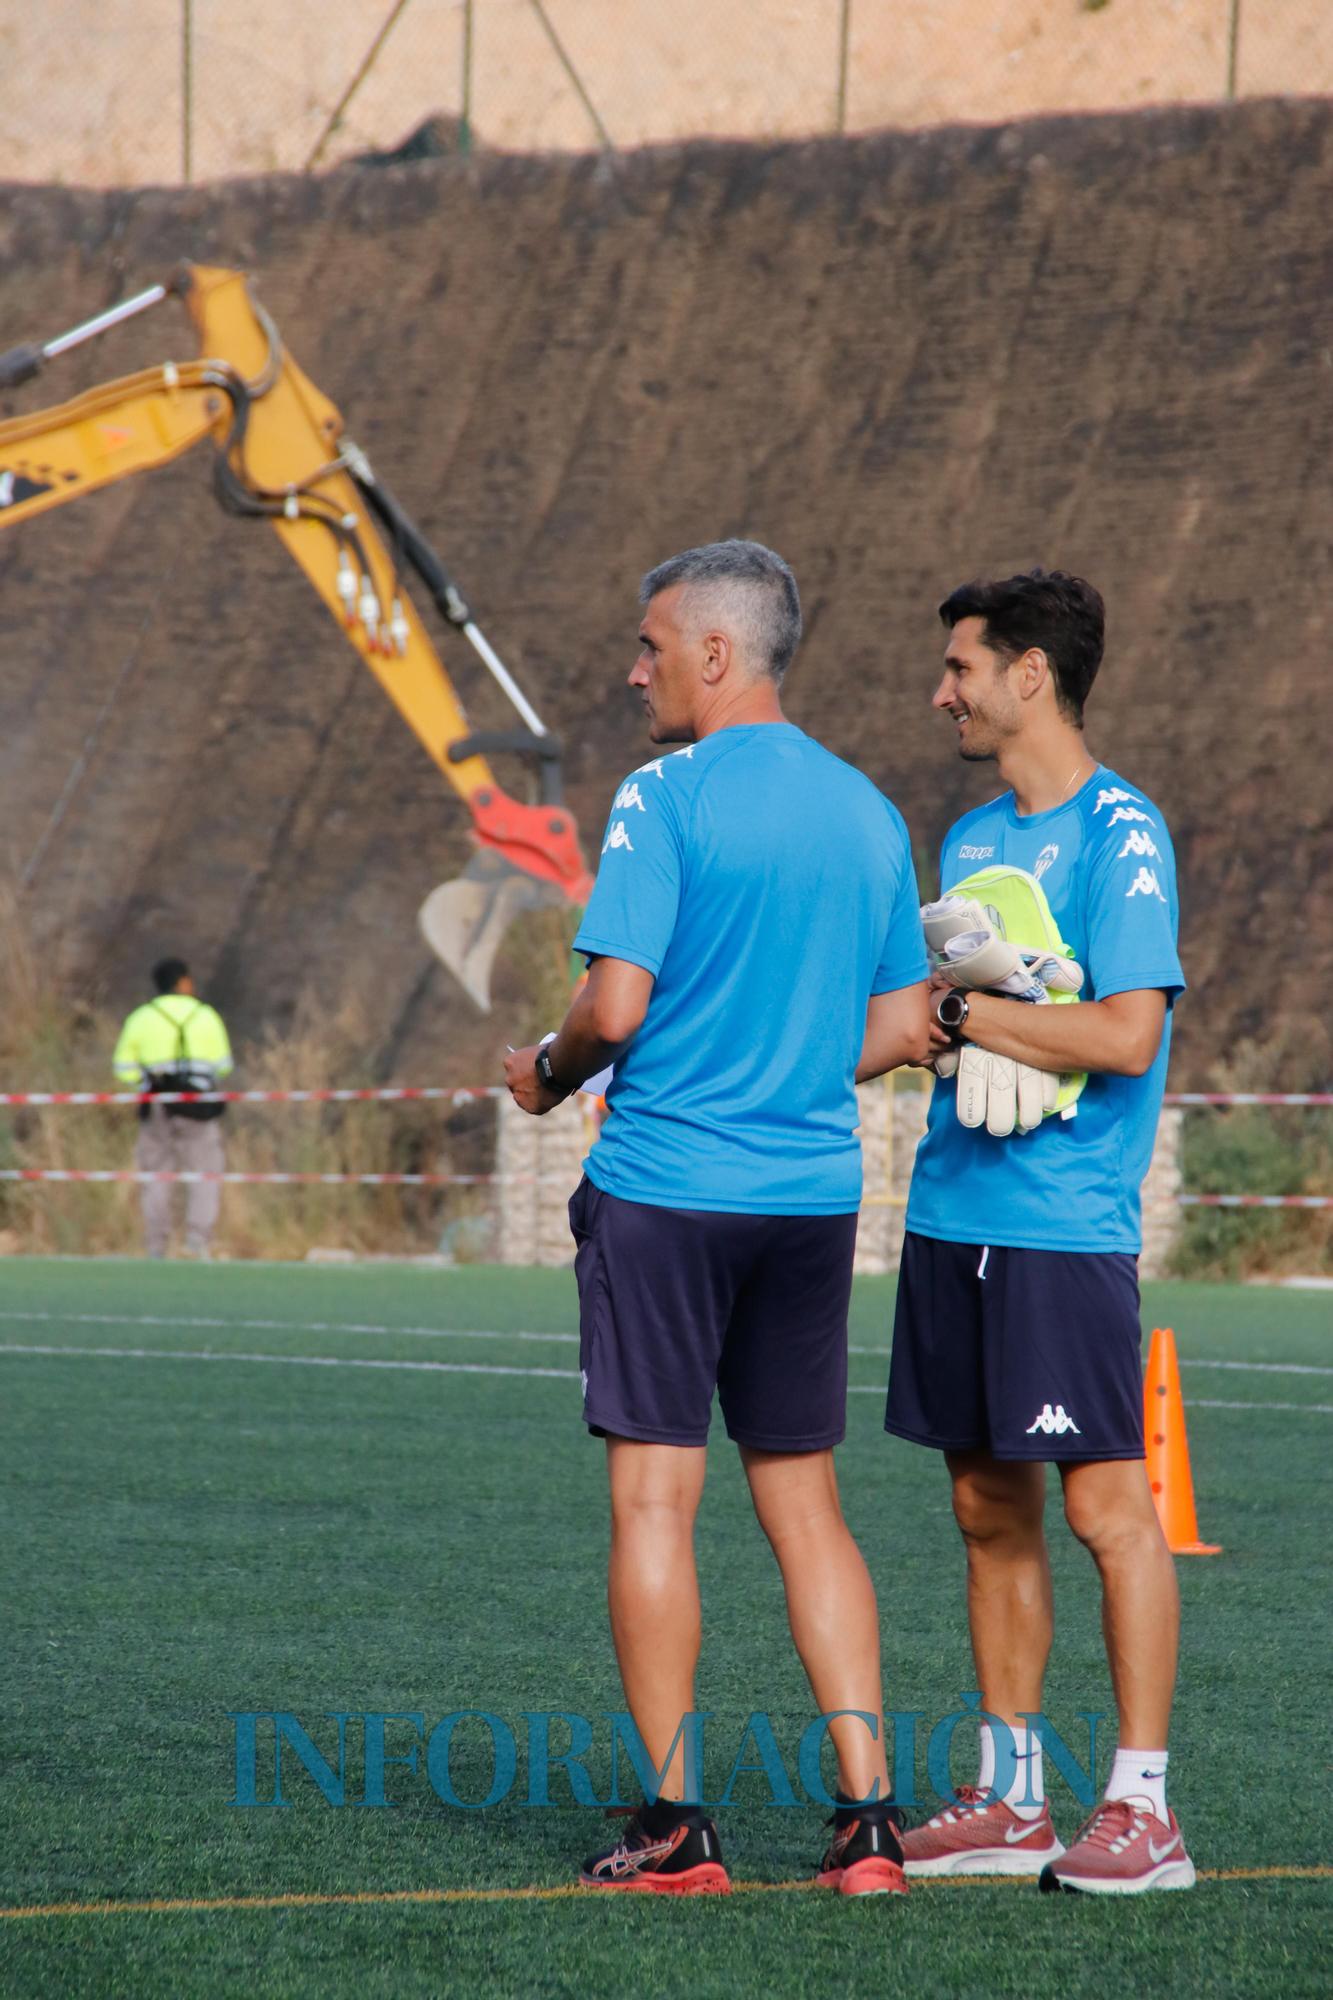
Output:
top-left (535, 1045), bottom-right (575, 1099)
top-left (935, 989), bottom-right (971, 1037)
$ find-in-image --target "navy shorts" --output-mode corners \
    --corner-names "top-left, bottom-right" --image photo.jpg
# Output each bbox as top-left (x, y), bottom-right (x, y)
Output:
top-left (568, 1177), bottom-right (858, 1451)
top-left (885, 1231), bottom-right (1145, 1462)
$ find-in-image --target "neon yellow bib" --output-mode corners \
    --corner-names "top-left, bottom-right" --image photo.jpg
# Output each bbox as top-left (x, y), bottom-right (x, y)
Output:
top-left (942, 864), bottom-right (1087, 1121)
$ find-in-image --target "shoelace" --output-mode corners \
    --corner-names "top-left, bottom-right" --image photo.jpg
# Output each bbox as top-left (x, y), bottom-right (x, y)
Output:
top-left (1070, 1799), bottom-right (1150, 1853)
top-left (925, 1784), bottom-right (994, 1827)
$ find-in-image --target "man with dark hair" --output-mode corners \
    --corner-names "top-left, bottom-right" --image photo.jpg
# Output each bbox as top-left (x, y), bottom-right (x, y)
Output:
top-left (889, 569), bottom-right (1194, 1894)
top-left (506, 538), bottom-right (930, 1895)
top-left (113, 958), bottom-right (233, 1259)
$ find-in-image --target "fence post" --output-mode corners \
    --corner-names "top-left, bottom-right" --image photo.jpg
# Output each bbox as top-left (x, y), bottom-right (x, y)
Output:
top-left (181, 0), bottom-right (193, 184)
top-left (460, 0), bottom-right (475, 154)
top-left (1227, 0), bottom-right (1242, 101)
top-left (835, 0), bottom-right (852, 133)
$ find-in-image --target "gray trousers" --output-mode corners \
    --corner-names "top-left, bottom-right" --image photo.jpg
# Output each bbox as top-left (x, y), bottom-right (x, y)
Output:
top-left (135, 1106), bottom-right (226, 1256)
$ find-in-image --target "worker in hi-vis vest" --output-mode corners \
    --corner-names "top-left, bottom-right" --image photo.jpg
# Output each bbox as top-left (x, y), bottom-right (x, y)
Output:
top-left (112, 957), bottom-right (234, 1259)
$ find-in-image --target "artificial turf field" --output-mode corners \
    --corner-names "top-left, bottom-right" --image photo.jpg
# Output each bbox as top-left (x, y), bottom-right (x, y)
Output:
top-left (0, 1261), bottom-right (1328, 1998)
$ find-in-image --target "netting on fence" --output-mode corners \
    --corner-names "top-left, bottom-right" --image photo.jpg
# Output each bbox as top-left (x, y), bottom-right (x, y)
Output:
top-left (5, 2), bottom-right (1330, 188)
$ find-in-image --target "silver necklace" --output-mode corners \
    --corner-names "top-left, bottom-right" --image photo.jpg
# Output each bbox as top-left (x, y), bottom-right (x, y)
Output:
top-left (1055, 757), bottom-right (1090, 804)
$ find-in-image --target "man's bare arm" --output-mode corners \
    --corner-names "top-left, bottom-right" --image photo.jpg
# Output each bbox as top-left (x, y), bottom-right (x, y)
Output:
top-left (856, 982), bottom-right (932, 1083)
top-left (954, 987), bottom-right (1168, 1078)
top-left (504, 957), bottom-right (655, 1115)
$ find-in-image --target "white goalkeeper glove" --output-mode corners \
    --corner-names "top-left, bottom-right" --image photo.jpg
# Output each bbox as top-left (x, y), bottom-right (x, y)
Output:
top-left (938, 1042), bottom-right (1061, 1137)
top-left (922, 896), bottom-right (1082, 1135)
top-left (922, 895), bottom-right (1085, 1000)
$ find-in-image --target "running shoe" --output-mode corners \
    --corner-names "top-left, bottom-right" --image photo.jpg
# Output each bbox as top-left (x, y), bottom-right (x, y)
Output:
top-left (901, 1785), bottom-right (1065, 1877)
top-left (580, 1808), bottom-right (731, 1895)
top-left (814, 1801), bottom-right (908, 1896)
top-left (1039, 1800), bottom-right (1195, 1894)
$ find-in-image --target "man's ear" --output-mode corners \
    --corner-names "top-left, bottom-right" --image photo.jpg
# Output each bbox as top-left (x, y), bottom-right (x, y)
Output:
top-left (700, 630), bottom-right (730, 686)
top-left (1017, 646), bottom-right (1052, 702)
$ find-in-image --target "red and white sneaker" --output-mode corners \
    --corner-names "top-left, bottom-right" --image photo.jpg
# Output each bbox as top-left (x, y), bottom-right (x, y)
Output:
top-left (901, 1786), bottom-right (1065, 1877)
top-left (1039, 1800), bottom-right (1196, 1895)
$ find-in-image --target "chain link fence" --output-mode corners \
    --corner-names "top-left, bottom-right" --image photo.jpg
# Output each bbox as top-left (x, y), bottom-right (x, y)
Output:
top-left (3, 1), bottom-right (1330, 187)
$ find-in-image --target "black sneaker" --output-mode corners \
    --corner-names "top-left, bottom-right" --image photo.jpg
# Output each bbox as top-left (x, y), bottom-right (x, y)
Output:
top-left (814, 1797), bottom-right (908, 1897)
top-left (580, 1804), bottom-right (731, 1895)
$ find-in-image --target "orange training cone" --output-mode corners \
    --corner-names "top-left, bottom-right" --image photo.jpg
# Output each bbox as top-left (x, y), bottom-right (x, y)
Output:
top-left (1144, 1327), bottom-right (1222, 1555)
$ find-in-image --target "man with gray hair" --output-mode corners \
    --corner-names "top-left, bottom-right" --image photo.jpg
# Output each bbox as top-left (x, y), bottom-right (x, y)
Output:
top-left (506, 539), bottom-right (929, 1895)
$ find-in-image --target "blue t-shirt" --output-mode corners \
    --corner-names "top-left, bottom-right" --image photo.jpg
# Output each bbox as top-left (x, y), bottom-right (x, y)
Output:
top-left (573, 723), bottom-right (927, 1214)
top-left (906, 767), bottom-right (1185, 1254)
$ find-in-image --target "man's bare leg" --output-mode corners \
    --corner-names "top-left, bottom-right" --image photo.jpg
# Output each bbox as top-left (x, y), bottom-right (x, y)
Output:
top-left (741, 1446), bottom-right (890, 1802)
top-left (1059, 1457), bottom-right (1178, 1748)
top-left (946, 1449), bottom-right (1053, 1728)
top-left (605, 1437), bottom-right (708, 1800)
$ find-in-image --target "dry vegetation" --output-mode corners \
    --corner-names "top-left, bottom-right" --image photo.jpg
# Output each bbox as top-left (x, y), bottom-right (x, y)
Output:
top-left (0, 887), bottom-right (497, 1261)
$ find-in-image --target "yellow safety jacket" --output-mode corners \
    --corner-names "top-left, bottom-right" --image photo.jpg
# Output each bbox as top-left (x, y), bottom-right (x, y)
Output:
top-left (112, 994), bottom-right (234, 1089)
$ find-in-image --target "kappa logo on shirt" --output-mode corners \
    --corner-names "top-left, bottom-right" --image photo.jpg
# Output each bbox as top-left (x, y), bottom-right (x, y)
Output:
top-left (1116, 829), bottom-right (1162, 861)
top-left (634, 746), bottom-right (695, 780)
top-left (958, 843), bottom-right (994, 860)
top-left (1105, 805), bottom-right (1155, 829)
top-left (1034, 843), bottom-right (1059, 880)
top-left (1094, 786), bottom-right (1143, 814)
top-left (1025, 1403), bottom-right (1081, 1436)
top-left (612, 780), bottom-right (647, 813)
top-left (1125, 866), bottom-right (1166, 901)
top-left (601, 820), bottom-right (635, 856)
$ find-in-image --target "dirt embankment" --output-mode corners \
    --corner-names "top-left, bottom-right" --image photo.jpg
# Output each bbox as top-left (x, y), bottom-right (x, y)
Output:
top-left (0, 99), bottom-right (1329, 1090)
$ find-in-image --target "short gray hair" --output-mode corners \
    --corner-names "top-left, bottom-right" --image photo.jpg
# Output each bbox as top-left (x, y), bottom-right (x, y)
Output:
top-left (639, 539), bottom-right (802, 681)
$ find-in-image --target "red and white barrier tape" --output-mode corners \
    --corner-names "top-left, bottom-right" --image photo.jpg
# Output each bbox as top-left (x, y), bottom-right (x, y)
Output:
top-left (2, 1169), bottom-right (1326, 1205)
top-left (1164, 1093), bottom-right (1333, 1108)
top-left (1177, 1194), bottom-right (1332, 1210)
top-left (0, 1086), bottom-right (1327, 1109)
top-left (0, 1086), bottom-right (503, 1108)
top-left (0, 1168), bottom-right (548, 1188)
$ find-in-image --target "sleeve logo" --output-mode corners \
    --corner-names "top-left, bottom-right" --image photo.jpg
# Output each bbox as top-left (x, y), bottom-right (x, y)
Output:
top-left (1106, 804), bottom-right (1154, 828)
top-left (1117, 828), bottom-right (1162, 860)
top-left (612, 780), bottom-right (647, 813)
top-left (1094, 786), bottom-right (1143, 813)
top-left (601, 820), bottom-right (635, 856)
top-left (634, 757), bottom-right (667, 779)
top-left (1125, 866), bottom-right (1166, 901)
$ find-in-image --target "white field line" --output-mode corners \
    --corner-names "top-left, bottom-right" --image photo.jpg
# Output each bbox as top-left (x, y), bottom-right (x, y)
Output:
top-left (0, 1310), bottom-right (578, 1347)
top-left (0, 1312), bottom-right (1327, 1376)
top-left (0, 1343), bottom-right (579, 1381)
top-left (0, 1342), bottom-right (1330, 1413)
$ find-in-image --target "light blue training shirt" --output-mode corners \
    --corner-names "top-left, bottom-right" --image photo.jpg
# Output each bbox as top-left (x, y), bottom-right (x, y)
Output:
top-left (573, 722), bottom-right (927, 1215)
top-left (906, 766), bottom-right (1186, 1254)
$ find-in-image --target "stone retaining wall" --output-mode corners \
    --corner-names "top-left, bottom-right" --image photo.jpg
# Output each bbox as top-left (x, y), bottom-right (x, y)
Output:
top-left (493, 1087), bottom-right (1183, 1276)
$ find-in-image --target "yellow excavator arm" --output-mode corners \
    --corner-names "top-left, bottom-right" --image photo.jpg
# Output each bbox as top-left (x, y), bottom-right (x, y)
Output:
top-left (0, 264), bottom-right (592, 1008)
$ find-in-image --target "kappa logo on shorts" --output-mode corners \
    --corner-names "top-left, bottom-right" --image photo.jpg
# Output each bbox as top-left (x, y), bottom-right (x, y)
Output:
top-left (1025, 1402), bottom-right (1082, 1436)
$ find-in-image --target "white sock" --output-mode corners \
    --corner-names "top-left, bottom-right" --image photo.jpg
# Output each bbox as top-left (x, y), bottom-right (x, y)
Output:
top-left (977, 1722), bottom-right (997, 1795)
top-left (1105, 1746), bottom-right (1168, 1821)
top-left (979, 1722), bottom-right (1045, 1820)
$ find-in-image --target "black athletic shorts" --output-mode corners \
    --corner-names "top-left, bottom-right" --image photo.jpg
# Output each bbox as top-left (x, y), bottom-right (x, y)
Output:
top-left (568, 1176), bottom-right (858, 1451)
top-left (885, 1230), bottom-right (1145, 1462)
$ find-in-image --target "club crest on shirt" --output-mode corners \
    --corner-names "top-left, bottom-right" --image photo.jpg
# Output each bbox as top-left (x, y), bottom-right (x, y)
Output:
top-left (1034, 843), bottom-right (1059, 880)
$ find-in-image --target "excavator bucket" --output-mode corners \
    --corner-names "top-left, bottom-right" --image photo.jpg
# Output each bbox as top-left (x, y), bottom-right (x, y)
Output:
top-left (419, 848), bottom-right (569, 1013)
